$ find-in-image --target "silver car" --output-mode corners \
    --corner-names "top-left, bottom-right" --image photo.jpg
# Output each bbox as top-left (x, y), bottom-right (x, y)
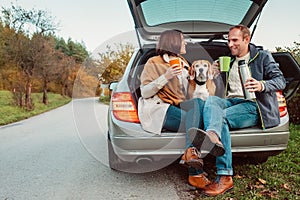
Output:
top-left (107, 0), bottom-right (300, 173)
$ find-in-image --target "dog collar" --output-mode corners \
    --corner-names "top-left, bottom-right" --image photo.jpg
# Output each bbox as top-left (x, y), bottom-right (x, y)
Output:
top-left (194, 79), bottom-right (206, 86)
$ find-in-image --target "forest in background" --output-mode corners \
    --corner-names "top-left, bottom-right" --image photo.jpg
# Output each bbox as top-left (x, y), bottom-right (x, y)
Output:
top-left (0, 4), bottom-right (134, 111)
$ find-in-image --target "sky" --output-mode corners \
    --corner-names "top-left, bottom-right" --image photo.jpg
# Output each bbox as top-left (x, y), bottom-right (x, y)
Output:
top-left (1, 0), bottom-right (300, 53)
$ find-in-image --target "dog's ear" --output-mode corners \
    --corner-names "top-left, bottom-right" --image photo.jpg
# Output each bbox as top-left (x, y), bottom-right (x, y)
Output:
top-left (206, 79), bottom-right (216, 96)
top-left (206, 61), bottom-right (216, 96)
top-left (189, 61), bottom-right (196, 80)
top-left (207, 61), bottom-right (214, 80)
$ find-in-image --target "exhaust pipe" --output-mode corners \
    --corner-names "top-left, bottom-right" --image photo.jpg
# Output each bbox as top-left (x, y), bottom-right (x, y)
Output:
top-left (135, 157), bottom-right (153, 165)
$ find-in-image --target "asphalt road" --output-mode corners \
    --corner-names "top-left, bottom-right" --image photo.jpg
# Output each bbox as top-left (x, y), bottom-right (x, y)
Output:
top-left (0, 98), bottom-right (194, 200)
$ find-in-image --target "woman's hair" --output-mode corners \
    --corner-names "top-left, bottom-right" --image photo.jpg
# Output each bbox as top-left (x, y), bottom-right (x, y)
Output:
top-left (156, 29), bottom-right (183, 57)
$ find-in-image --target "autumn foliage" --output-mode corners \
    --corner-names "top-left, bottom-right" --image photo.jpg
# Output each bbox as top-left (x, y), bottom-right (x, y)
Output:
top-left (0, 3), bottom-right (134, 111)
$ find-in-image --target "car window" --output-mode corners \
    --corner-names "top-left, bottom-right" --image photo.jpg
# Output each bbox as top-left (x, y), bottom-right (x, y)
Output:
top-left (140, 0), bottom-right (252, 26)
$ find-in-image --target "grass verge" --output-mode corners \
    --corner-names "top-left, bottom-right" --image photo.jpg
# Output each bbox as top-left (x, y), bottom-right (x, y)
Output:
top-left (0, 90), bottom-right (71, 126)
top-left (99, 95), bottom-right (111, 105)
top-left (195, 124), bottom-right (300, 200)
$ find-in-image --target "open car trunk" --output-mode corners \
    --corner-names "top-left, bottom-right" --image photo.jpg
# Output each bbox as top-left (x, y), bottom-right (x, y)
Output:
top-left (127, 0), bottom-right (300, 99)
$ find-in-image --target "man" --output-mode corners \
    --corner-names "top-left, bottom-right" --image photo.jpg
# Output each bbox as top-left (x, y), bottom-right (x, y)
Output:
top-left (187, 24), bottom-right (286, 196)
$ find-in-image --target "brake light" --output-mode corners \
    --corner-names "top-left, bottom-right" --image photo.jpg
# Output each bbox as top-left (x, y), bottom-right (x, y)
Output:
top-left (111, 92), bottom-right (140, 123)
top-left (276, 91), bottom-right (287, 117)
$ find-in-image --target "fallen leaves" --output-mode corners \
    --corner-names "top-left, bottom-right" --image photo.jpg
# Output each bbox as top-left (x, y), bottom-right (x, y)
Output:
top-left (257, 178), bottom-right (267, 185)
top-left (281, 183), bottom-right (291, 191)
top-left (243, 177), bottom-right (294, 199)
top-left (258, 189), bottom-right (279, 199)
top-left (215, 160), bottom-right (299, 199)
top-left (242, 177), bottom-right (274, 198)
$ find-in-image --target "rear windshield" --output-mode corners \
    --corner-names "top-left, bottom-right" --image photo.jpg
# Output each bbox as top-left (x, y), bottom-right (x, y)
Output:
top-left (140, 0), bottom-right (252, 26)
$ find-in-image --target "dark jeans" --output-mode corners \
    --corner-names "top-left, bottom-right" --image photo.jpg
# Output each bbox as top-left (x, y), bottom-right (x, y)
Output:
top-left (163, 98), bottom-right (205, 176)
top-left (204, 96), bottom-right (259, 176)
top-left (163, 98), bottom-right (204, 146)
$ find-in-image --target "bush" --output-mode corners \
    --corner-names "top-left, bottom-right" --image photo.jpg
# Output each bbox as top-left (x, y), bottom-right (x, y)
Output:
top-left (99, 95), bottom-right (111, 105)
top-left (287, 89), bottom-right (300, 124)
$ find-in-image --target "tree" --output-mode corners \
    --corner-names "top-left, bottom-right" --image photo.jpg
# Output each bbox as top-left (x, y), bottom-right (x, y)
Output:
top-left (54, 37), bottom-right (89, 97)
top-left (55, 37), bottom-right (69, 55)
top-left (1, 4), bottom-right (59, 109)
top-left (4, 31), bottom-right (34, 109)
top-left (57, 53), bottom-right (76, 97)
top-left (276, 42), bottom-right (300, 64)
top-left (0, 22), bottom-right (5, 67)
top-left (31, 34), bottom-right (59, 104)
top-left (1, 4), bottom-right (59, 35)
top-left (54, 37), bottom-right (89, 63)
top-left (97, 43), bottom-right (134, 84)
top-left (72, 67), bottom-right (99, 98)
top-left (66, 38), bottom-right (89, 63)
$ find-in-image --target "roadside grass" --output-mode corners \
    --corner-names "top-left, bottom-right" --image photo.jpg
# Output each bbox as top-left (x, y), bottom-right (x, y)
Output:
top-left (0, 90), bottom-right (71, 126)
top-left (197, 124), bottom-right (300, 200)
top-left (99, 95), bottom-right (111, 105)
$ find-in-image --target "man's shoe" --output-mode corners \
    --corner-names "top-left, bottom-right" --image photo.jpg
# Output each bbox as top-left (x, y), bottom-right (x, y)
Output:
top-left (203, 176), bottom-right (234, 196)
top-left (188, 173), bottom-right (211, 189)
top-left (188, 128), bottom-right (225, 157)
top-left (179, 147), bottom-right (203, 169)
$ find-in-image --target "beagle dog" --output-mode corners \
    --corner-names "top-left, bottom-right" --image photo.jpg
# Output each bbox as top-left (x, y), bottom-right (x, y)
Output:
top-left (187, 60), bottom-right (216, 100)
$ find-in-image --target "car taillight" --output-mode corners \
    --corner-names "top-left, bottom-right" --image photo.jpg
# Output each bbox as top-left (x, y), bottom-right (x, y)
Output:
top-left (276, 91), bottom-right (288, 117)
top-left (111, 92), bottom-right (140, 123)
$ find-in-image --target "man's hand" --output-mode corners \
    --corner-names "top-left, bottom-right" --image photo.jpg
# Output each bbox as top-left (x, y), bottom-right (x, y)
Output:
top-left (244, 77), bottom-right (263, 92)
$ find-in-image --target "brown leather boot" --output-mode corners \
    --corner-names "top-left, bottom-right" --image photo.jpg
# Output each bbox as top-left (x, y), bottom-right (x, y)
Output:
top-left (188, 173), bottom-right (211, 189)
top-left (203, 176), bottom-right (234, 196)
top-left (179, 147), bottom-right (203, 169)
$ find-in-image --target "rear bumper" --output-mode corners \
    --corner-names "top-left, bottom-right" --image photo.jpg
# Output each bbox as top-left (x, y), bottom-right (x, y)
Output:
top-left (111, 132), bottom-right (289, 162)
top-left (108, 113), bottom-right (290, 162)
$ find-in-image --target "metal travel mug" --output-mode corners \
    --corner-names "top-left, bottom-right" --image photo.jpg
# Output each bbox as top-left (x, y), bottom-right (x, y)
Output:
top-left (238, 60), bottom-right (256, 100)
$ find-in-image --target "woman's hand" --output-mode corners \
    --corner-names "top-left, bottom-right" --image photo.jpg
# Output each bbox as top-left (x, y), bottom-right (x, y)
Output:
top-left (244, 77), bottom-right (263, 92)
top-left (164, 66), bottom-right (182, 80)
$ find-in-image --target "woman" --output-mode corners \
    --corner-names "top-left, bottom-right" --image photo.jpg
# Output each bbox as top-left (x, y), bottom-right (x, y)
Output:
top-left (138, 30), bottom-right (210, 189)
